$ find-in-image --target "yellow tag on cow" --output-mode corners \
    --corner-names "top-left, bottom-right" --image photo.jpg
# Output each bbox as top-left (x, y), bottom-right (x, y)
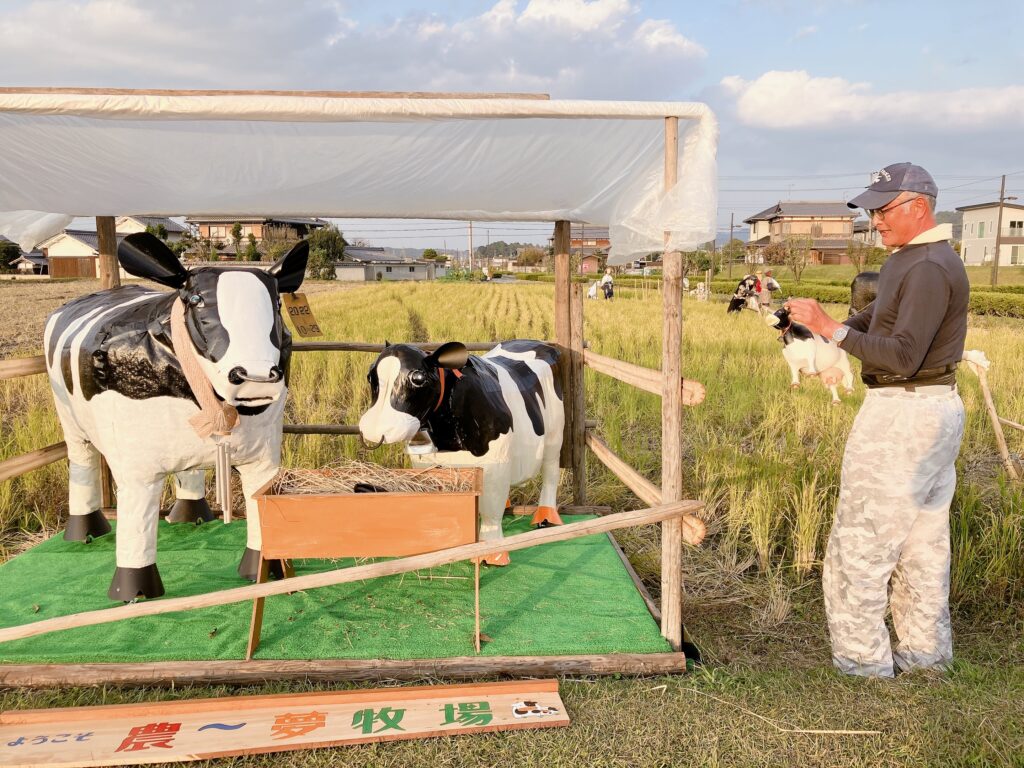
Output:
top-left (282, 292), bottom-right (323, 337)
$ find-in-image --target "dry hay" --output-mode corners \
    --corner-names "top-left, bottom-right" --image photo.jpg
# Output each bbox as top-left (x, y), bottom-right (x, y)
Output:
top-left (272, 459), bottom-right (476, 496)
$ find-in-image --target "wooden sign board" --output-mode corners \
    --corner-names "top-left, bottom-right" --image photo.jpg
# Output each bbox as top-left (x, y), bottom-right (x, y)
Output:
top-left (0, 680), bottom-right (568, 767)
top-left (281, 292), bottom-right (322, 337)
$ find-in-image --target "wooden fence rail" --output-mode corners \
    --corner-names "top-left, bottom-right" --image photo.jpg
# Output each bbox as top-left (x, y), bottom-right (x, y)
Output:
top-left (0, 355), bottom-right (46, 380)
top-left (0, 443), bottom-right (68, 483)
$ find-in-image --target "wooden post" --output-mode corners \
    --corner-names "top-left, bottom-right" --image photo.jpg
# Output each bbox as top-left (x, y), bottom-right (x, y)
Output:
top-left (660, 116), bottom-right (684, 651)
top-left (554, 220), bottom-right (573, 470)
top-left (569, 282), bottom-right (586, 504)
top-left (96, 215), bottom-right (120, 511)
top-left (96, 216), bottom-right (120, 290)
top-left (977, 368), bottom-right (1020, 481)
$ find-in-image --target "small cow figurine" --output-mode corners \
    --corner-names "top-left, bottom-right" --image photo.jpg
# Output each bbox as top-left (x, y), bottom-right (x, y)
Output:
top-left (358, 340), bottom-right (564, 565)
top-left (45, 232), bottom-right (308, 600)
top-left (765, 306), bottom-right (854, 404)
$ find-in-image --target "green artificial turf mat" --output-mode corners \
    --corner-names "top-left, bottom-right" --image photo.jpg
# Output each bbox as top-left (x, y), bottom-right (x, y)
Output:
top-left (0, 515), bottom-right (671, 663)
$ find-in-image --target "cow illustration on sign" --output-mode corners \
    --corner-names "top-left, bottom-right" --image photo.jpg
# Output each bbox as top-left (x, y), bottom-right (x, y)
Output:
top-left (358, 340), bottom-right (564, 565)
top-left (44, 232), bottom-right (308, 600)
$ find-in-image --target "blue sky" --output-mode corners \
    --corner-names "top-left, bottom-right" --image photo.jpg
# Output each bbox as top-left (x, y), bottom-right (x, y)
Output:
top-left (2, 0), bottom-right (1021, 248)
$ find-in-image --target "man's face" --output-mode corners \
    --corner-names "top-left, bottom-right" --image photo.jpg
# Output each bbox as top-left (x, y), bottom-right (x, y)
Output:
top-left (871, 193), bottom-right (929, 248)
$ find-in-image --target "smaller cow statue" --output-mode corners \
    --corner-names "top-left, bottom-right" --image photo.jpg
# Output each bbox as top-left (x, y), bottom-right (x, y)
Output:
top-left (764, 306), bottom-right (854, 404)
top-left (45, 232), bottom-right (308, 600)
top-left (358, 340), bottom-right (564, 565)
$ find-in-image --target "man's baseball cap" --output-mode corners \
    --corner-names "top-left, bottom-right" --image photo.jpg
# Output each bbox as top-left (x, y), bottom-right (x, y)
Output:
top-left (847, 162), bottom-right (938, 210)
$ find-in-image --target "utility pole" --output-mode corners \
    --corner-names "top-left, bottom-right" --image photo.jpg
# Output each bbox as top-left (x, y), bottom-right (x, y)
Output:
top-left (728, 212), bottom-right (734, 279)
top-left (990, 175), bottom-right (1018, 288)
top-left (468, 221), bottom-right (474, 272)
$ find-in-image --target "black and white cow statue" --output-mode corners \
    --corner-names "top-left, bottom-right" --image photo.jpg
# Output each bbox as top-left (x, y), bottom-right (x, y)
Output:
top-left (44, 232), bottom-right (308, 600)
top-left (358, 340), bottom-right (564, 566)
top-left (764, 306), bottom-right (854, 404)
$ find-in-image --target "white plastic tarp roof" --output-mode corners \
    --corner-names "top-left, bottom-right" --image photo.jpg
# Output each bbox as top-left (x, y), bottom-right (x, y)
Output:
top-left (0, 91), bottom-right (718, 262)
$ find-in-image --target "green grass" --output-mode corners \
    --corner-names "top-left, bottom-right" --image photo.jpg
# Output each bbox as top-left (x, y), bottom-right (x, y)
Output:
top-left (2, 281), bottom-right (1023, 766)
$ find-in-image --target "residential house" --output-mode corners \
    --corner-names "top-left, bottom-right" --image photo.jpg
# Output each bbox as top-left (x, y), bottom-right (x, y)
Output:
top-left (9, 253), bottom-right (48, 275)
top-left (335, 246), bottom-right (442, 282)
top-left (115, 216), bottom-right (187, 241)
top-left (41, 229), bottom-right (131, 279)
top-left (851, 219), bottom-right (882, 248)
top-left (956, 202), bottom-right (1024, 266)
top-left (547, 224), bottom-right (610, 265)
top-left (40, 216), bottom-right (184, 279)
top-left (186, 216), bottom-right (326, 258)
top-left (744, 201), bottom-right (858, 265)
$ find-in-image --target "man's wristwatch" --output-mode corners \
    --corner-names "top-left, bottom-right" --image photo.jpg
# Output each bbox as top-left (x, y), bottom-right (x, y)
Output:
top-left (831, 325), bottom-right (849, 344)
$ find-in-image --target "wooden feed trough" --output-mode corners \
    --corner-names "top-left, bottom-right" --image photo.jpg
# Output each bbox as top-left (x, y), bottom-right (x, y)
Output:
top-left (247, 466), bottom-right (484, 659)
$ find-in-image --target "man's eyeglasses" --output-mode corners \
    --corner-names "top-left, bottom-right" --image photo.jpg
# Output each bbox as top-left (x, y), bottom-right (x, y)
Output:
top-left (869, 196), bottom-right (920, 221)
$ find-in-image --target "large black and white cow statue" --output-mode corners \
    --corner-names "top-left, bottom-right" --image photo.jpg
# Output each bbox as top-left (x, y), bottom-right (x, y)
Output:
top-left (44, 232), bottom-right (308, 600)
top-left (764, 306), bottom-right (854, 404)
top-left (358, 340), bottom-right (564, 566)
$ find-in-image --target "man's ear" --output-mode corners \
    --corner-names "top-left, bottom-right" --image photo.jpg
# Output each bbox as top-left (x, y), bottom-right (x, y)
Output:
top-left (269, 240), bottom-right (309, 293)
top-left (426, 341), bottom-right (469, 370)
top-left (118, 232), bottom-right (188, 288)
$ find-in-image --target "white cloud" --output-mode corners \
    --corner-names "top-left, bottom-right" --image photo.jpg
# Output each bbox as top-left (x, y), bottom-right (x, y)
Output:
top-left (0, 0), bottom-right (706, 99)
top-left (518, 0), bottom-right (633, 32)
top-left (792, 25), bottom-right (817, 40)
top-left (720, 70), bottom-right (1024, 129)
top-left (633, 18), bottom-right (706, 56)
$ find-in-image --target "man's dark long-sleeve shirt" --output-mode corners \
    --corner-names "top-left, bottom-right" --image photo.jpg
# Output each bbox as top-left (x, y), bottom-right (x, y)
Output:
top-left (842, 229), bottom-right (969, 380)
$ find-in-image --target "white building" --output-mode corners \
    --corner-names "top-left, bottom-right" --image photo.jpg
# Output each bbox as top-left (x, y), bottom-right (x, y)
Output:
top-left (956, 202), bottom-right (1024, 266)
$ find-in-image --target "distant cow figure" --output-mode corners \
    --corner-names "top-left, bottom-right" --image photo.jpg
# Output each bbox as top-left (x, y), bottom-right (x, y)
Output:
top-left (727, 274), bottom-right (761, 314)
top-left (45, 232), bottom-right (308, 600)
top-left (358, 340), bottom-right (564, 565)
top-left (765, 306), bottom-right (854, 404)
top-left (849, 271), bottom-right (879, 317)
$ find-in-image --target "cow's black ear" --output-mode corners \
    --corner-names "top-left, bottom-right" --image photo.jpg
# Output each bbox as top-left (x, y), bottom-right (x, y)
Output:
top-left (118, 232), bottom-right (188, 288)
top-left (427, 341), bottom-right (469, 370)
top-left (269, 240), bottom-right (309, 293)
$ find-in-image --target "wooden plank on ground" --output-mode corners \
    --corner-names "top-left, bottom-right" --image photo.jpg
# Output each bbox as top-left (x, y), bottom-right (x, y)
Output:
top-left (0, 679), bottom-right (568, 766)
top-left (0, 654), bottom-right (687, 689)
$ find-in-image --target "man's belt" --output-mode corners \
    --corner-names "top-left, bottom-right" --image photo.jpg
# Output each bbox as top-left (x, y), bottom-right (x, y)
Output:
top-left (862, 363), bottom-right (958, 389)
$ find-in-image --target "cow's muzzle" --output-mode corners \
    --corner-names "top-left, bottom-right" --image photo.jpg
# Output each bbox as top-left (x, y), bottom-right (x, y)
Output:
top-left (228, 365), bottom-right (283, 385)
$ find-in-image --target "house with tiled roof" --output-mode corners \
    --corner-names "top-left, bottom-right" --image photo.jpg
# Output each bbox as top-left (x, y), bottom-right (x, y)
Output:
top-left (744, 201), bottom-right (858, 265)
top-left (38, 216), bottom-right (186, 278)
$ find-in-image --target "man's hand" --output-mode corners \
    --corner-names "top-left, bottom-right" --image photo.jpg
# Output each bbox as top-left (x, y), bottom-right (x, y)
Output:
top-left (785, 298), bottom-right (843, 339)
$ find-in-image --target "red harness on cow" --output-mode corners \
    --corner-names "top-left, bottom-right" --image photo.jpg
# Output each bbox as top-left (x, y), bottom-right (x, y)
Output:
top-left (435, 367), bottom-right (463, 411)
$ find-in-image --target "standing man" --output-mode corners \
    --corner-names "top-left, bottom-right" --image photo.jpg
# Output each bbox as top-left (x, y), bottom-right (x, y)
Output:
top-left (786, 163), bottom-right (969, 677)
top-left (760, 269), bottom-right (781, 310)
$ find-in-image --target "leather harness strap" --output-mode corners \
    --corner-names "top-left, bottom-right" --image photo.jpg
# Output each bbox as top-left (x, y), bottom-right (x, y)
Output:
top-left (434, 367), bottom-right (463, 411)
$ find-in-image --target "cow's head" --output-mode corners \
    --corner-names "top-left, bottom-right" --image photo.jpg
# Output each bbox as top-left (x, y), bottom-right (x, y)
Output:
top-left (358, 341), bottom-right (469, 445)
top-left (764, 306), bottom-right (792, 332)
top-left (118, 232), bottom-right (308, 408)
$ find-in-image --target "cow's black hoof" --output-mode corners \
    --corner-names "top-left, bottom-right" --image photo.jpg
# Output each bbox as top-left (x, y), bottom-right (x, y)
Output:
top-left (166, 497), bottom-right (216, 525)
top-left (108, 565), bottom-right (164, 601)
top-left (238, 548), bottom-right (291, 582)
top-left (64, 510), bottom-right (112, 542)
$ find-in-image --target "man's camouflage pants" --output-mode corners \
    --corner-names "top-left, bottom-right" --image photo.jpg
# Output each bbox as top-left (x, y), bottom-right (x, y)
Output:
top-left (823, 387), bottom-right (965, 677)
